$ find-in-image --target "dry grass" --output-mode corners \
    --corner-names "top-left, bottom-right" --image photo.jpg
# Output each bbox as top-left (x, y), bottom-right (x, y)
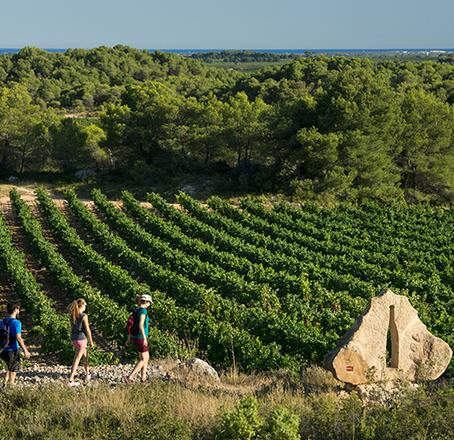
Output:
top-left (0, 184), bottom-right (14, 200)
top-left (0, 375), bottom-right (452, 440)
top-left (0, 381), bottom-right (239, 438)
top-left (0, 183), bottom-right (42, 203)
top-left (152, 382), bottom-right (238, 426)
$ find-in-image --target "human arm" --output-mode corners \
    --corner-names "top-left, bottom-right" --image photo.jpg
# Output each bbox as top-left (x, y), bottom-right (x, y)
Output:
top-left (16, 333), bottom-right (31, 359)
top-left (82, 315), bottom-right (94, 348)
top-left (138, 314), bottom-right (148, 346)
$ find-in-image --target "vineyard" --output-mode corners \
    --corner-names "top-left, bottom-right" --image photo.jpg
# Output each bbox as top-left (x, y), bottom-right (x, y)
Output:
top-left (0, 188), bottom-right (453, 375)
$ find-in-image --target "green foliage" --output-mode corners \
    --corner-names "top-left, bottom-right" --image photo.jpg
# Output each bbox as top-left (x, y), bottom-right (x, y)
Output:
top-left (10, 188), bottom-right (167, 355)
top-left (299, 393), bottom-right (364, 439)
top-left (64, 188), bottom-right (288, 371)
top-left (0, 84), bottom-right (59, 173)
top-left (2, 48), bottom-right (454, 202)
top-left (171, 192), bottom-right (453, 374)
top-left (0, 211), bottom-right (73, 361)
top-left (218, 396), bottom-right (263, 440)
top-left (260, 406), bottom-right (301, 440)
top-left (6, 184), bottom-right (451, 374)
top-left (0, 382), bottom-right (452, 440)
top-left (189, 50), bottom-right (300, 64)
top-left (397, 88), bottom-right (454, 202)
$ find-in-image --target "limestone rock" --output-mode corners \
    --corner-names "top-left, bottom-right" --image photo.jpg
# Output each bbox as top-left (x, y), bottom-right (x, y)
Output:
top-left (176, 358), bottom-right (220, 383)
top-left (324, 289), bottom-right (452, 385)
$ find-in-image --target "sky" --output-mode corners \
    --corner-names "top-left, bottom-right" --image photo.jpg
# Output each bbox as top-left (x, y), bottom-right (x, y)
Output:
top-left (1, 0), bottom-right (453, 49)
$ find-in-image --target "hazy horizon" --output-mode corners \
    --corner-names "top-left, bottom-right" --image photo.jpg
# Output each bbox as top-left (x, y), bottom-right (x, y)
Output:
top-left (1, 47), bottom-right (453, 53)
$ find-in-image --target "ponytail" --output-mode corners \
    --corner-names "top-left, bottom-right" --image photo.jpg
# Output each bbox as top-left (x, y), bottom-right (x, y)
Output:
top-left (68, 299), bottom-right (86, 325)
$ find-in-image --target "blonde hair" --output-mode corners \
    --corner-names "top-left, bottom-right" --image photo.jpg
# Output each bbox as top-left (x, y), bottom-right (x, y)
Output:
top-left (69, 298), bottom-right (86, 325)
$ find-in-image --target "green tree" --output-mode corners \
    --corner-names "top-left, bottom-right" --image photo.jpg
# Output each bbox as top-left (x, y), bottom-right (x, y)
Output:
top-left (296, 127), bottom-right (340, 180)
top-left (397, 88), bottom-right (454, 201)
top-left (222, 92), bottom-right (271, 169)
top-left (81, 124), bottom-right (109, 168)
top-left (51, 119), bottom-right (87, 170)
top-left (0, 84), bottom-right (59, 173)
top-left (311, 61), bottom-right (403, 200)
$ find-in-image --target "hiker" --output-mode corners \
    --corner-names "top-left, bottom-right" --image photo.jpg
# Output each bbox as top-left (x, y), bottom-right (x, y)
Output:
top-left (0, 302), bottom-right (31, 386)
top-left (125, 294), bottom-right (152, 383)
top-left (68, 298), bottom-right (94, 387)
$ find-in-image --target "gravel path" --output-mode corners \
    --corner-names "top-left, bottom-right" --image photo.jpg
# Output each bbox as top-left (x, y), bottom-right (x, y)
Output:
top-left (0, 361), bottom-right (175, 387)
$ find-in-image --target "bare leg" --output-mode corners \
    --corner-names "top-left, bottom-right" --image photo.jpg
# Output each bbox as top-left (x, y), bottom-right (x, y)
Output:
top-left (141, 351), bottom-right (149, 382)
top-left (69, 348), bottom-right (85, 382)
top-left (128, 352), bottom-right (147, 382)
top-left (82, 349), bottom-right (89, 376)
top-left (9, 372), bottom-right (16, 385)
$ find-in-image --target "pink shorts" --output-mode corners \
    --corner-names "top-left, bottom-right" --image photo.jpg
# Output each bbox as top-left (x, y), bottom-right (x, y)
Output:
top-left (72, 339), bottom-right (87, 350)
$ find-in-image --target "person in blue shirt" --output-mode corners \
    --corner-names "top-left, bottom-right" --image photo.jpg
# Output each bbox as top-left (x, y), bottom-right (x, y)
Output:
top-left (0, 302), bottom-right (31, 385)
top-left (125, 294), bottom-right (152, 383)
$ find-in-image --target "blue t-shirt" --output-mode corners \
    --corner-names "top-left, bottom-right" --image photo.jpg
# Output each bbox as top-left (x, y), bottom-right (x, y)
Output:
top-left (132, 308), bottom-right (149, 339)
top-left (0, 317), bottom-right (21, 352)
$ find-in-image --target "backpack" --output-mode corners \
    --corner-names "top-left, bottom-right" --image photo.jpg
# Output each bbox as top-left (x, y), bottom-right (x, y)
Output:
top-left (0, 318), bottom-right (15, 353)
top-left (126, 310), bottom-right (138, 336)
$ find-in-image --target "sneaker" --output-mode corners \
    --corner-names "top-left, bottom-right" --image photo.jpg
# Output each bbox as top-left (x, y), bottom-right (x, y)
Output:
top-left (68, 381), bottom-right (81, 387)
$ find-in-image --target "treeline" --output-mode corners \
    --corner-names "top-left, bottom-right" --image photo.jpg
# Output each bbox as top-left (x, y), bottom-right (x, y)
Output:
top-left (0, 46), bottom-right (236, 108)
top-left (188, 50), bottom-right (301, 63)
top-left (1, 46), bottom-right (454, 203)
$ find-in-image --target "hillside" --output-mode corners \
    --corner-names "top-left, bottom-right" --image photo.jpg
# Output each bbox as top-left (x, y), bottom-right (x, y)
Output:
top-left (1, 186), bottom-right (452, 376)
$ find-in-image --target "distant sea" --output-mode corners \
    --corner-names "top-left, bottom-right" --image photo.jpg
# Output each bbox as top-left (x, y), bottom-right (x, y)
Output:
top-left (1, 48), bottom-right (454, 55)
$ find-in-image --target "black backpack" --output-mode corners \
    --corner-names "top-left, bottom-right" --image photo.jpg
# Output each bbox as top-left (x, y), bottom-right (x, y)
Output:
top-left (0, 318), bottom-right (15, 353)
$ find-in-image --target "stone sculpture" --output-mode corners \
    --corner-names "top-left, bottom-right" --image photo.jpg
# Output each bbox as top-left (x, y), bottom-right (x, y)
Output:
top-left (324, 289), bottom-right (452, 385)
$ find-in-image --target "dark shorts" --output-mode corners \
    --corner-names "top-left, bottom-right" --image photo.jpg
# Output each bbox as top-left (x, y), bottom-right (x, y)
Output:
top-left (132, 338), bottom-right (149, 353)
top-left (0, 350), bottom-right (21, 372)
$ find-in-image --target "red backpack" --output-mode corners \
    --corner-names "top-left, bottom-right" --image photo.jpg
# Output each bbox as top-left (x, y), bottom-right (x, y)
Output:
top-left (126, 310), bottom-right (138, 335)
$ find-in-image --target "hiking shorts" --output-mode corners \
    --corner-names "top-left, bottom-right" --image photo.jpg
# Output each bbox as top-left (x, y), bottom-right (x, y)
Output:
top-left (72, 339), bottom-right (87, 351)
top-left (132, 338), bottom-right (149, 353)
top-left (0, 350), bottom-right (21, 372)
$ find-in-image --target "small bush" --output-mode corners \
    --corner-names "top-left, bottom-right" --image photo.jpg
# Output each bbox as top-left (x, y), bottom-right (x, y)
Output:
top-left (218, 396), bottom-right (263, 440)
top-left (299, 393), bottom-right (364, 440)
top-left (259, 405), bottom-right (300, 440)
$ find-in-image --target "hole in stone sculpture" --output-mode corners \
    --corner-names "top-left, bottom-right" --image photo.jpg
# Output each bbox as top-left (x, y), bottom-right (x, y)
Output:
top-left (386, 328), bottom-right (392, 367)
top-left (386, 305), bottom-right (399, 368)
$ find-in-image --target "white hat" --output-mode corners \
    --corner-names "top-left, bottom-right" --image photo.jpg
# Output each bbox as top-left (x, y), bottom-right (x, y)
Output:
top-left (138, 294), bottom-right (153, 304)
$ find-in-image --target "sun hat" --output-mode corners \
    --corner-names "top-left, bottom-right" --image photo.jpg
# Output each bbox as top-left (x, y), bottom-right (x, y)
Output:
top-left (138, 294), bottom-right (153, 304)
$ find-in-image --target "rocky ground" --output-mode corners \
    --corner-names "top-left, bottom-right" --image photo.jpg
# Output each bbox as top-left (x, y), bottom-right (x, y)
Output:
top-left (0, 357), bottom-right (223, 388)
top-left (0, 363), bottom-right (171, 387)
